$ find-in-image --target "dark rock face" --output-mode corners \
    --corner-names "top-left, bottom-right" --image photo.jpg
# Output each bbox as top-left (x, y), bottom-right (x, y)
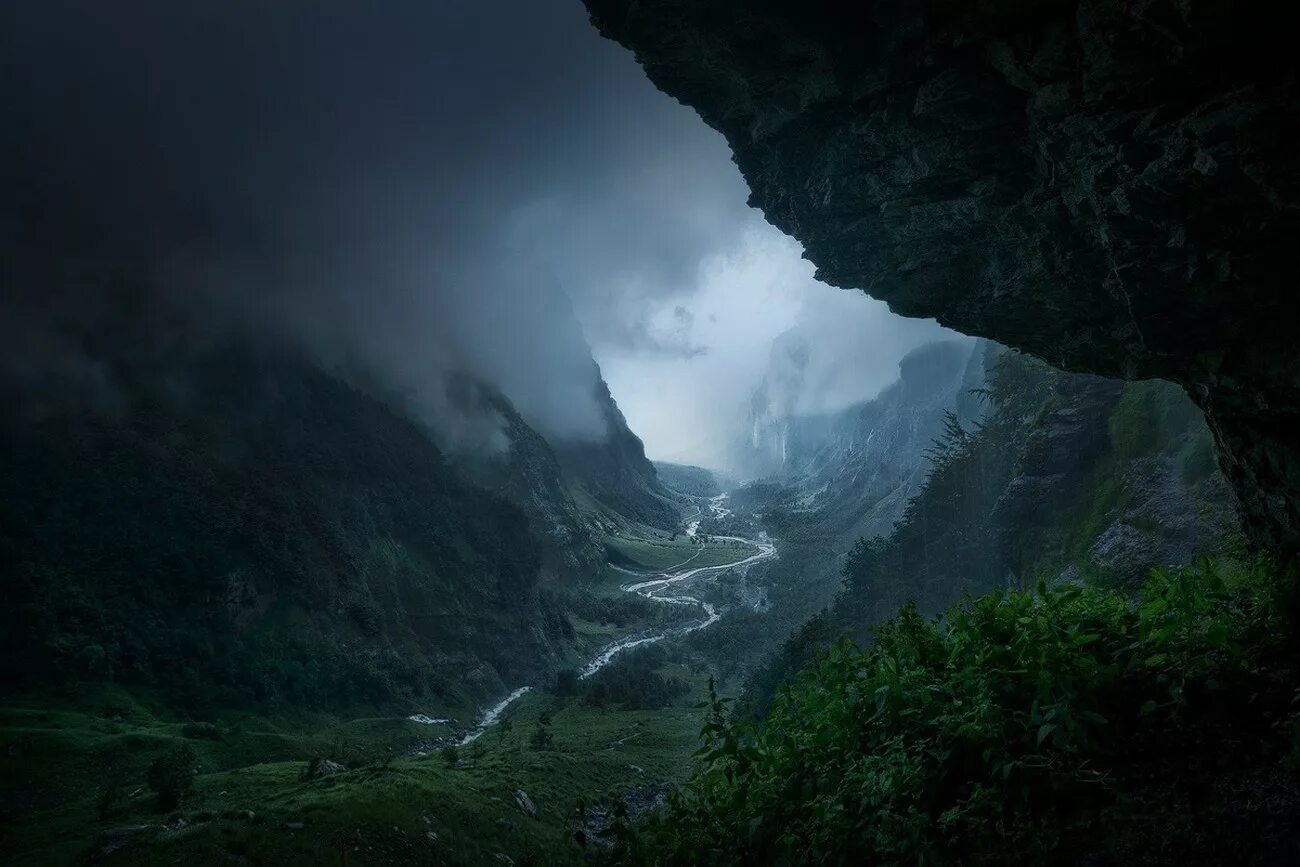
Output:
top-left (991, 373), bottom-right (1124, 562)
top-left (1087, 451), bottom-right (1239, 585)
top-left (585, 0), bottom-right (1300, 550)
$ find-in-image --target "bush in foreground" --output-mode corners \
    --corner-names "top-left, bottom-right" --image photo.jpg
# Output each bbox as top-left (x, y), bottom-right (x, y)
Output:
top-left (618, 558), bottom-right (1295, 864)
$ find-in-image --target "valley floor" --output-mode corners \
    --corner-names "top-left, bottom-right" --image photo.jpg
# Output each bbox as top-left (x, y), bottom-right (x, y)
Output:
top-left (1, 676), bottom-right (712, 866)
top-left (1, 515), bottom-right (768, 866)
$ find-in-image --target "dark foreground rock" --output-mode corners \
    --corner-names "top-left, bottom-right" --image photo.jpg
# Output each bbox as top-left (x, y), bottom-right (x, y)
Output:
top-left (585, 0), bottom-right (1300, 552)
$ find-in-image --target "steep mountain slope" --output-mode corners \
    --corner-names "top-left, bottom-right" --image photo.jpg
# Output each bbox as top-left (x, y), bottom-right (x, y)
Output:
top-left (744, 347), bottom-right (1242, 711)
top-left (681, 341), bottom-right (985, 688)
top-left (552, 372), bottom-right (681, 532)
top-left (746, 339), bottom-right (985, 547)
top-left (585, 0), bottom-right (1300, 553)
top-left (447, 378), bottom-right (605, 577)
top-left (0, 340), bottom-right (574, 715)
top-left (652, 462), bottom-right (721, 499)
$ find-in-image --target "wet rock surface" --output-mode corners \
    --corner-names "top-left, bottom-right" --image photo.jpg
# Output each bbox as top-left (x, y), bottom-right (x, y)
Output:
top-left (513, 788), bottom-right (538, 819)
top-left (1087, 451), bottom-right (1239, 586)
top-left (585, 0), bottom-right (1300, 551)
top-left (991, 373), bottom-right (1123, 560)
top-left (576, 784), bottom-right (669, 848)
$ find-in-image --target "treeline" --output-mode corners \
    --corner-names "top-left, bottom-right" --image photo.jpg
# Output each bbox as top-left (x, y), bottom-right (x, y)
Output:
top-left (565, 590), bottom-right (693, 632)
top-left (555, 645), bottom-right (689, 711)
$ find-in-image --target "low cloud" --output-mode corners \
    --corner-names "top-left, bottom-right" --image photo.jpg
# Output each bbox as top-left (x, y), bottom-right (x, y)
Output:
top-left (2, 0), bottom-right (958, 463)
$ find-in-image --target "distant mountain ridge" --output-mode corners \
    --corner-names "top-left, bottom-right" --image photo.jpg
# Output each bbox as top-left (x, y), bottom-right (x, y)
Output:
top-left (652, 462), bottom-right (721, 499)
top-left (742, 339), bottom-right (985, 546)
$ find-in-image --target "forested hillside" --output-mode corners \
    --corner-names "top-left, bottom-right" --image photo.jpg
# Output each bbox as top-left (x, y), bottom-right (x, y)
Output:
top-left (450, 378), bottom-right (605, 577)
top-left (1, 340), bottom-right (573, 717)
top-left (616, 356), bottom-right (1294, 866)
top-left (742, 348), bottom-right (1241, 713)
top-left (683, 341), bottom-right (986, 687)
top-left (651, 462), bottom-right (720, 499)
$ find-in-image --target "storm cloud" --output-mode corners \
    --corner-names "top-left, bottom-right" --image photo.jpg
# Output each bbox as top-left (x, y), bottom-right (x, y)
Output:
top-left (1, 0), bottom-right (953, 464)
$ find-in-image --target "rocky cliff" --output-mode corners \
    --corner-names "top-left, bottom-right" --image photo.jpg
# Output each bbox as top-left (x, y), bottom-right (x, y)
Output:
top-left (585, 0), bottom-right (1300, 551)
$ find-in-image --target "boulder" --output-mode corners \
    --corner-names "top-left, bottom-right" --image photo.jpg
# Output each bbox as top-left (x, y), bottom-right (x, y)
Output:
top-left (514, 788), bottom-right (538, 819)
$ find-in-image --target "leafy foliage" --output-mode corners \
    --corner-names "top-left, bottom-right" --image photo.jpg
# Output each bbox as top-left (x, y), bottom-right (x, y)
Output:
top-left (620, 557), bottom-right (1293, 864)
top-left (923, 410), bottom-right (977, 467)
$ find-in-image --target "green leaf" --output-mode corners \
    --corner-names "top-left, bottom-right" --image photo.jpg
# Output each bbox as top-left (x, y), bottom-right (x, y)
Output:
top-left (1036, 723), bottom-right (1057, 746)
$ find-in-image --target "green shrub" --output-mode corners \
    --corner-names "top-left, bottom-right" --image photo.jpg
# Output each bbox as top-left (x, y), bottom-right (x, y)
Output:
top-left (582, 646), bottom-right (689, 710)
top-left (623, 557), bottom-right (1287, 865)
top-left (147, 743), bottom-right (196, 810)
top-left (530, 719), bottom-right (554, 751)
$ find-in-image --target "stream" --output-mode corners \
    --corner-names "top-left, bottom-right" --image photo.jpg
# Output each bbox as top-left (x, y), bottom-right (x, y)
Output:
top-left (442, 492), bottom-right (776, 746)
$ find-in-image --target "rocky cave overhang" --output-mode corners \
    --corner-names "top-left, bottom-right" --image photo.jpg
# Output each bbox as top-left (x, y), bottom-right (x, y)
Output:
top-left (584, 0), bottom-right (1300, 552)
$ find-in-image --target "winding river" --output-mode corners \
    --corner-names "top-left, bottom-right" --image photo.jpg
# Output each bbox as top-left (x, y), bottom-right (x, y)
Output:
top-left (446, 493), bottom-right (775, 746)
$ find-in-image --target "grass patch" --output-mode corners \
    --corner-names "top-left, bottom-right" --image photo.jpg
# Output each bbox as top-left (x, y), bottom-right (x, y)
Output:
top-left (603, 534), bottom-right (752, 573)
top-left (1, 667), bottom-right (715, 865)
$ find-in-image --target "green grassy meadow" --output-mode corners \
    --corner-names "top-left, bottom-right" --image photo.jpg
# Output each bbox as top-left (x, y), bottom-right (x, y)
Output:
top-left (1, 667), bottom-right (714, 866)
